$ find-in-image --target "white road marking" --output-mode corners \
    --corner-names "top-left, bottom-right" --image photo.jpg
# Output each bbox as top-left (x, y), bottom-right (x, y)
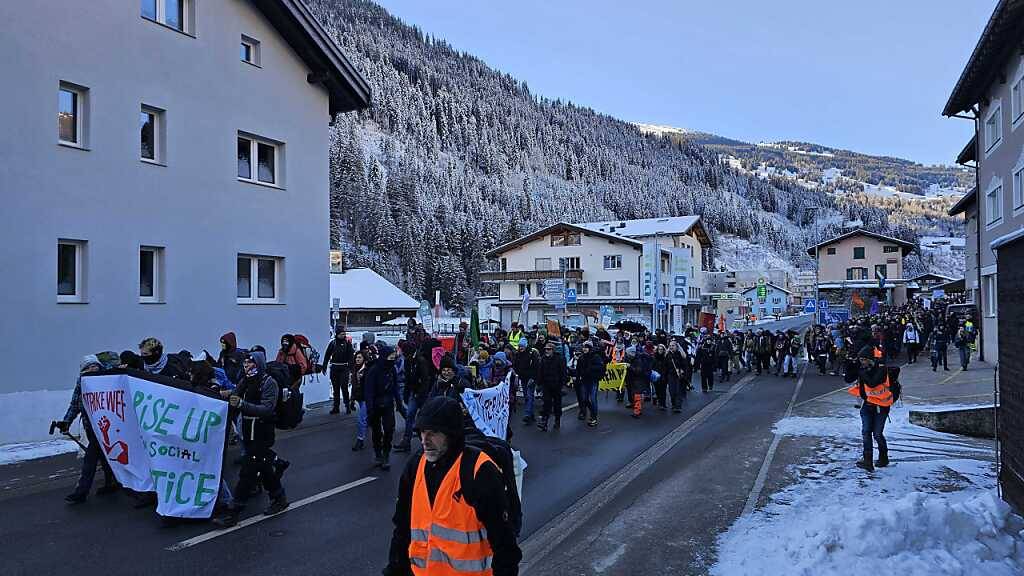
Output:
top-left (741, 367), bottom-right (806, 517)
top-left (166, 476), bottom-right (377, 552)
top-left (519, 372), bottom-right (756, 574)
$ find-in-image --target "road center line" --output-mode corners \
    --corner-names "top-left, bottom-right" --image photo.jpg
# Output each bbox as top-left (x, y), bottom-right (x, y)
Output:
top-left (741, 366), bottom-right (806, 517)
top-left (166, 476), bottom-right (377, 552)
top-left (519, 372), bottom-right (756, 574)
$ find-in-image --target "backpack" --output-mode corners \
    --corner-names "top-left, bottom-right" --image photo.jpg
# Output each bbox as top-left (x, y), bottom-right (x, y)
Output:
top-left (460, 442), bottom-right (523, 537)
top-left (293, 334), bottom-right (319, 375)
top-left (266, 360), bottom-right (304, 429)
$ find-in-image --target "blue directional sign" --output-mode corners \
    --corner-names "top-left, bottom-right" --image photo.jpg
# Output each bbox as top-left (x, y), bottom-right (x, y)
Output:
top-left (804, 299), bottom-right (816, 314)
top-left (565, 288), bottom-right (577, 304)
top-left (819, 299), bottom-right (829, 310)
top-left (656, 298), bottom-right (668, 311)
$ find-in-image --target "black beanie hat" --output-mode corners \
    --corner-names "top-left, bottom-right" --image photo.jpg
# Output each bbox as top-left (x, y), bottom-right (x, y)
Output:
top-left (858, 345), bottom-right (877, 360)
top-left (414, 397), bottom-right (464, 439)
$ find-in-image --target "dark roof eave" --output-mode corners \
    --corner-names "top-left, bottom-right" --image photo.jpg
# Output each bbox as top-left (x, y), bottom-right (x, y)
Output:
top-left (805, 229), bottom-right (916, 256)
top-left (948, 187), bottom-right (978, 216)
top-left (253, 0), bottom-right (372, 116)
top-left (956, 134), bottom-right (977, 166)
top-left (942, 0), bottom-right (1024, 116)
top-left (485, 222), bottom-right (642, 257)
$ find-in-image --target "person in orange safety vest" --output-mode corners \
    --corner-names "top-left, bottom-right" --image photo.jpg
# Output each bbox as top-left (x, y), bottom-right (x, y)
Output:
top-left (844, 345), bottom-right (892, 472)
top-left (384, 397), bottom-right (522, 576)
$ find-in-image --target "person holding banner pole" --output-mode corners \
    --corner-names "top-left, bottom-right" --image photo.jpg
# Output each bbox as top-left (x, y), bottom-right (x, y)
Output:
top-left (215, 351), bottom-right (288, 526)
top-left (514, 338), bottom-right (539, 424)
top-left (60, 356), bottom-right (121, 504)
top-left (577, 341), bottom-right (605, 427)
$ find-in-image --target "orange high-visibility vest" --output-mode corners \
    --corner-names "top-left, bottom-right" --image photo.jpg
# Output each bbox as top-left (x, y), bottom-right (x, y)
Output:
top-left (409, 451), bottom-right (495, 576)
top-left (847, 373), bottom-right (894, 407)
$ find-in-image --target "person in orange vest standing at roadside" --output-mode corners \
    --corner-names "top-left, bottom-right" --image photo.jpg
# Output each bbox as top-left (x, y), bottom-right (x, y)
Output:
top-left (384, 396), bottom-right (522, 576)
top-left (845, 345), bottom-right (893, 472)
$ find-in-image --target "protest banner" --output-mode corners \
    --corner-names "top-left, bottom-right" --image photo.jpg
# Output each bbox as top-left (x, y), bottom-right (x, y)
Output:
top-left (461, 379), bottom-right (509, 439)
top-left (81, 371), bottom-right (228, 519)
top-left (599, 363), bottom-right (628, 391)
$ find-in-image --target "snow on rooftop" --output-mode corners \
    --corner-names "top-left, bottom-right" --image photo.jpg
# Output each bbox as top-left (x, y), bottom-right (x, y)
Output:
top-left (577, 215), bottom-right (701, 237)
top-left (329, 268), bottom-right (419, 310)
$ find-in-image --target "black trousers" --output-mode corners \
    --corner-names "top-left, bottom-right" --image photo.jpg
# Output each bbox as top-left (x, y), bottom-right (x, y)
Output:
top-left (329, 364), bottom-right (351, 410)
top-left (235, 440), bottom-right (284, 503)
top-left (368, 405), bottom-right (395, 457)
top-left (540, 384), bottom-right (562, 422)
top-left (700, 369), bottom-right (715, 391)
top-left (758, 354), bottom-right (771, 373)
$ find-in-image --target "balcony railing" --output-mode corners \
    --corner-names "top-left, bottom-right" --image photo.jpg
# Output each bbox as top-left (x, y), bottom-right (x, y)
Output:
top-left (479, 269), bottom-right (584, 283)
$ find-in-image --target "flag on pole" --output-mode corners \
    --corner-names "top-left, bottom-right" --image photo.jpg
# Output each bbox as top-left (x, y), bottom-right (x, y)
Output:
top-left (520, 291), bottom-right (530, 322)
top-left (470, 308), bottom-right (480, 348)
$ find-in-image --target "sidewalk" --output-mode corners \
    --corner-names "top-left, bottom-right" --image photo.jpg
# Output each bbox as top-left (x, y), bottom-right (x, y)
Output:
top-left (712, 360), bottom-right (1022, 576)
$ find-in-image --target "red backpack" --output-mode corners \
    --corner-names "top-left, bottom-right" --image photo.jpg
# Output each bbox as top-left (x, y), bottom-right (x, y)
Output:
top-left (292, 334), bottom-right (320, 375)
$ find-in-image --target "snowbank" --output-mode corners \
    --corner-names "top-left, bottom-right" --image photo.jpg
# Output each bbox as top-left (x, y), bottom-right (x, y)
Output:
top-left (0, 439), bottom-right (78, 465)
top-left (715, 489), bottom-right (1024, 576)
top-left (714, 409), bottom-right (1023, 576)
top-left (0, 389), bottom-right (79, 446)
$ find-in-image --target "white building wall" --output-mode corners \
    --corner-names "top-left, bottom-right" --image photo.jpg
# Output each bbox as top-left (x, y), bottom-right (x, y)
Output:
top-left (0, 0), bottom-right (335, 444)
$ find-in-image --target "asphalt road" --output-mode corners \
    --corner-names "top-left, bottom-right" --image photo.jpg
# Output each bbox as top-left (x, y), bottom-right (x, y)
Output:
top-left (0, 316), bottom-right (813, 576)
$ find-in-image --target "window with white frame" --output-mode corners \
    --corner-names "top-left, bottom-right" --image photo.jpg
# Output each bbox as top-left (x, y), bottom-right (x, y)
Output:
top-left (58, 240), bottom-right (86, 302)
top-left (58, 83), bottom-right (87, 147)
top-left (577, 282), bottom-right (588, 295)
top-left (982, 274), bottom-right (997, 317)
top-left (986, 181), bottom-right (1003, 225)
top-left (240, 35), bottom-right (261, 66)
top-left (603, 255), bottom-right (622, 269)
top-left (597, 281), bottom-right (611, 296)
top-left (534, 258), bottom-right (551, 271)
top-left (615, 280), bottom-right (629, 296)
top-left (238, 134), bottom-right (282, 186)
top-left (985, 102), bottom-right (1003, 153)
top-left (500, 258), bottom-right (507, 272)
top-left (141, 0), bottom-right (193, 34)
top-left (559, 257), bottom-right (581, 270)
top-left (237, 255), bottom-right (282, 303)
top-left (518, 283), bottom-right (530, 296)
top-left (140, 105), bottom-right (164, 163)
top-left (1014, 164), bottom-right (1024, 212)
top-left (139, 246), bottom-right (164, 302)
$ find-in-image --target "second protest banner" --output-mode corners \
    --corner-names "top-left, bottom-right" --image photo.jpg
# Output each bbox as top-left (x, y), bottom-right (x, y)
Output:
top-left (81, 372), bottom-right (228, 518)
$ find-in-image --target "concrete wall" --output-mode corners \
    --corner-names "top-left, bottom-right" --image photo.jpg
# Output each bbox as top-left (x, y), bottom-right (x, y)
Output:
top-left (0, 1), bottom-right (334, 444)
top-left (817, 235), bottom-right (905, 283)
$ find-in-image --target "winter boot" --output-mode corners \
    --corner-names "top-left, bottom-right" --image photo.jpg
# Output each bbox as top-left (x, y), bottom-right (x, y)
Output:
top-left (522, 414), bottom-right (535, 424)
top-left (577, 410), bottom-right (586, 421)
top-left (587, 416), bottom-right (598, 427)
top-left (876, 448), bottom-right (890, 468)
top-left (64, 491), bottom-right (87, 504)
top-left (380, 451), bottom-right (391, 471)
top-left (212, 508), bottom-right (240, 528)
top-left (352, 438), bottom-right (364, 451)
top-left (263, 496), bottom-right (289, 516)
top-left (856, 450), bottom-right (875, 472)
top-left (537, 418), bottom-right (548, 432)
top-left (553, 417), bottom-right (561, 430)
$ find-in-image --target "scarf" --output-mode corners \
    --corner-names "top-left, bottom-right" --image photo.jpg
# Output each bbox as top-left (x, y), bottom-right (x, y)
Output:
top-left (144, 353), bottom-right (168, 375)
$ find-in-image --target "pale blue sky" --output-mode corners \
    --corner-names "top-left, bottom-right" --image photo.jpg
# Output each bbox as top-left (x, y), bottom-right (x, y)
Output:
top-left (374, 0), bottom-right (996, 166)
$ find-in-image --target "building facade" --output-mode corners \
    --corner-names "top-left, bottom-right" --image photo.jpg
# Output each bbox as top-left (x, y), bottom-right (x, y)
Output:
top-left (793, 269), bottom-right (817, 305)
top-left (740, 283), bottom-right (792, 319)
top-left (0, 0), bottom-right (369, 444)
top-left (483, 218), bottom-right (713, 331)
top-left (945, 0), bottom-right (1024, 362)
top-left (706, 269), bottom-right (792, 294)
top-left (807, 229), bottom-right (916, 314)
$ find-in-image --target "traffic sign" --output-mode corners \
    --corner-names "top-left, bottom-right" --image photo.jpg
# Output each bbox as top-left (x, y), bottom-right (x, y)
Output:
top-left (819, 299), bottom-right (829, 310)
top-left (656, 298), bottom-right (668, 311)
top-left (804, 299), bottom-right (816, 314)
top-left (565, 288), bottom-right (577, 304)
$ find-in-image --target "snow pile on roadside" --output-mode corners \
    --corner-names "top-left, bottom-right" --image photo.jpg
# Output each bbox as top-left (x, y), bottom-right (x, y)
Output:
top-left (0, 439), bottom-right (78, 465)
top-left (713, 410), bottom-right (1024, 576)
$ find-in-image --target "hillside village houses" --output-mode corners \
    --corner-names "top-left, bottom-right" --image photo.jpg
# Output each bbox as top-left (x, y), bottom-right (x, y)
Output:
top-left (482, 217), bottom-right (713, 331)
top-left (706, 269), bottom-right (793, 295)
top-left (0, 0), bottom-right (370, 445)
top-left (806, 229), bottom-right (917, 313)
top-left (942, 0), bottom-right (1024, 511)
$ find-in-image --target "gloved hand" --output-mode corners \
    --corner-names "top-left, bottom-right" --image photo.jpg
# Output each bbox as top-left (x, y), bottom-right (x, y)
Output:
top-left (56, 420), bottom-right (71, 434)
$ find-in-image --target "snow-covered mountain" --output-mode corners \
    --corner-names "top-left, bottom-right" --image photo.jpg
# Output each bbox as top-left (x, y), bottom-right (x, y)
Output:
top-left (307, 0), bottom-right (957, 306)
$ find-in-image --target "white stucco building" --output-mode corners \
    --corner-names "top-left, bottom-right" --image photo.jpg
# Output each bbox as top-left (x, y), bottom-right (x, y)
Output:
top-left (0, 0), bottom-right (370, 445)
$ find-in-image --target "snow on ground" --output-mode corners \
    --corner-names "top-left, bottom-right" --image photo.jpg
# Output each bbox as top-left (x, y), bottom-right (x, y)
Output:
top-left (713, 408), bottom-right (1023, 576)
top-left (0, 439), bottom-right (78, 465)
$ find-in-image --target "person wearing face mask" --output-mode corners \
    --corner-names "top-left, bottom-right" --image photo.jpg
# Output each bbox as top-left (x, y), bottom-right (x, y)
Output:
top-left (431, 354), bottom-right (468, 400)
top-left (351, 350), bottom-right (369, 451)
top-left (383, 397), bottom-right (522, 576)
top-left (139, 337), bottom-right (187, 380)
top-left (276, 334), bottom-right (309, 390)
top-left (217, 332), bottom-right (245, 385)
top-left (212, 351), bottom-right (288, 526)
